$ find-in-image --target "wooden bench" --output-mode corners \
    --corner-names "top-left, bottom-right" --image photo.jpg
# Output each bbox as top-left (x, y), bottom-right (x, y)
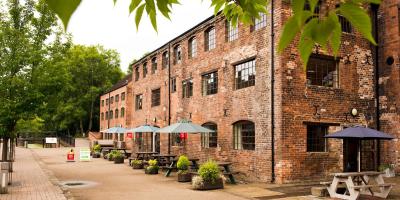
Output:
top-left (351, 183), bottom-right (394, 190)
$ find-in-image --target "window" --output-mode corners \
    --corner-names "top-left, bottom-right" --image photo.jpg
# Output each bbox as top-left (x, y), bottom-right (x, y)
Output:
top-left (120, 107), bottom-right (125, 117)
top-left (171, 77), bottom-right (177, 93)
top-left (226, 21), bottom-right (238, 41)
top-left (135, 94), bottom-right (143, 110)
top-left (233, 121), bottom-right (255, 150)
top-left (110, 110), bottom-right (113, 119)
top-left (119, 133), bottom-right (124, 142)
top-left (338, 15), bottom-right (352, 33)
top-left (151, 57), bottom-right (157, 74)
top-left (143, 62), bottom-right (148, 78)
top-left (205, 27), bottom-right (216, 51)
top-left (101, 100), bottom-right (104, 107)
top-left (151, 88), bottom-right (161, 107)
top-left (115, 94), bottom-right (119, 102)
top-left (135, 66), bottom-right (139, 81)
top-left (304, 0), bottom-right (321, 22)
top-left (201, 123), bottom-right (218, 148)
top-left (121, 92), bottom-right (125, 101)
top-left (235, 59), bottom-right (256, 90)
top-left (101, 112), bottom-right (104, 120)
top-left (182, 79), bottom-right (193, 98)
top-left (110, 96), bottom-right (114, 104)
top-left (162, 51), bottom-right (168, 69)
top-left (307, 124), bottom-right (328, 152)
top-left (188, 37), bottom-right (197, 58)
top-left (202, 71), bottom-right (218, 95)
top-left (106, 98), bottom-right (109, 105)
top-left (105, 111), bottom-right (108, 119)
top-left (306, 55), bottom-right (338, 88)
top-left (171, 133), bottom-right (182, 146)
top-left (173, 45), bottom-right (182, 65)
top-left (115, 109), bottom-right (119, 118)
top-left (252, 13), bottom-right (267, 31)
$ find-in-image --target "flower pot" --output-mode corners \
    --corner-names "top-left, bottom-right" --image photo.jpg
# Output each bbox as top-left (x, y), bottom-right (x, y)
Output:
top-left (108, 156), bottom-right (114, 161)
top-left (132, 163), bottom-right (143, 169)
top-left (92, 152), bottom-right (101, 158)
top-left (192, 177), bottom-right (224, 190)
top-left (114, 157), bottom-right (124, 164)
top-left (145, 167), bottom-right (159, 175)
top-left (178, 173), bottom-right (192, 182)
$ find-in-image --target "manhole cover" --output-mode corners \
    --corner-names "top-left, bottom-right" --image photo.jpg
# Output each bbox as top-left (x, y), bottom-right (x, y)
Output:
top-left (60, 180), bottom-right (98, 189)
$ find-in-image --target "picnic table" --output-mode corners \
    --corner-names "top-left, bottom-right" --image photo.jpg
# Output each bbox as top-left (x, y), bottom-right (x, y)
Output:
top-left (165, 158), bottom-right (199, 177)
top-left (322, 171), bottom-right (394, 200)
top-left (150, 154), bottom-right (176, 166)
top-left (216, 162), bottom-right (236, 184)
top-left (101, 147), bottom-right (131, 158)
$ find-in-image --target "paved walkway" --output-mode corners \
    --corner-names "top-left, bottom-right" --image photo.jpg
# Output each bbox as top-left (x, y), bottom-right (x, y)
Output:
top-left (2, 147), bottom-right (66, 200)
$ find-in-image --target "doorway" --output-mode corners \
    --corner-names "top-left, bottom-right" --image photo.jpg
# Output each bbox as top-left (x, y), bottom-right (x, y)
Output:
top-left (343, 139), bottom-right (359, 172)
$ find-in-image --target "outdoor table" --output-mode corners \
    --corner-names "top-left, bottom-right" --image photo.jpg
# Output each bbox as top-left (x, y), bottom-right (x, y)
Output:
top-left (150, 154), bottom-right (176, 166)
top-left (325, 171), bottom-right (393, 200)
top-left (136, 152), bottom-right (158, 161)
top-left (217, 162), bottom-right (236, 184)
top-left (108, 147), bottom-right (130, 158)
top-left (165, 158), bottom-right (199, 177)
top-left (101, 147), bottom-right (112, 158)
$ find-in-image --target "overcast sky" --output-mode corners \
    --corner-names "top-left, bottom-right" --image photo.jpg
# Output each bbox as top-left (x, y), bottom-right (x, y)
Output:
top-left (68, 0), bottom-right (214, 73)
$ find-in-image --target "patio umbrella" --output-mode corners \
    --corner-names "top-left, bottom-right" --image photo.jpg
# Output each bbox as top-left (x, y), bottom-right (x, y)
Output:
top-left (126, 125), bottom-right (160, 152)
top-left (156, 119), bottom-right (215, 133)
top-left (325, 126), bottom-right (394, 172)
top-left (106, 127), bottom-right (127, 134)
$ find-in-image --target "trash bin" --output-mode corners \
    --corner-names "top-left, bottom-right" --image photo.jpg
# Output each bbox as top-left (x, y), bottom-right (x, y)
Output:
top-left (24, 141), bottom-right (28, 148)
top-left (0, 162), bottom-right (9, 194)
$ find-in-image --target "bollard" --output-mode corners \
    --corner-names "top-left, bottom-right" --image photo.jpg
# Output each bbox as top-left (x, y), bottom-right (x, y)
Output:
top-left (0, 162), bottom-right (9, 194)
top-left (67, 149), bottom-right (75, 162)
top-left (24, 141), bottom-right (28, 148)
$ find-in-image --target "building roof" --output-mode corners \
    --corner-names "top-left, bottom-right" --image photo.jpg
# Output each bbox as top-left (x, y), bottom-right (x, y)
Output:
top-left (103, 74), bottom-right (132, 94)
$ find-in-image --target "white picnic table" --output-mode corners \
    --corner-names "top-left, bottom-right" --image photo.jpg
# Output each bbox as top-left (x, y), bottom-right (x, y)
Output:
top-left (322, 171), bottom-right (394, 200)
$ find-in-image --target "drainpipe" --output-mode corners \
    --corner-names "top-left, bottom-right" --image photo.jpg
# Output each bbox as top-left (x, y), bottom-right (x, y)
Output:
top-left (168, 43), bottom-right (171, 154)
top-left (372, 4), bottom-right (381, 168)
top-left (270, 0), bottom-right (276, 183)
top-left (108, 92), bottom-right (111, 129)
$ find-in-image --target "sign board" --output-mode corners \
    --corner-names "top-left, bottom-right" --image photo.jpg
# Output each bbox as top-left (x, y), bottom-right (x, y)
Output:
top-left (79, 148), bottom-right (91, 162)
top-left (127, 132), bottom-right (133, 139)
top-left (45, 137), bottom-right (57, 144)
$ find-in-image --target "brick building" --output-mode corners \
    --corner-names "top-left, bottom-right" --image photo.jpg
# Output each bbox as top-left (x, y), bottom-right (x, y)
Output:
top-left (99, 1), bottom-right (399, 183)
top-left (99, 75), bottom-right (132, 141)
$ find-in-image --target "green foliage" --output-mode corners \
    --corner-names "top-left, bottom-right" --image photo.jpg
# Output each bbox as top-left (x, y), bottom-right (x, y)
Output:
top-left (92, 144), bottom-right (101, 153)
top-left (113, 150), bottom-right (124, 158)
top-left (177, 155), bottom-right (190, 171)
top-left (131, 159), bottom-right (143, 165)
top-left (45, 0), bottom-right (81, 30)
top-left (15, 116), bottom-right (45, 134)
top-left (147, 159), bottom-right (159, 171)
top-left (148, 159), bottom-right (158, 166)
top-left (378, 163), bottom-right (394, 171)
top-left (198, 160), bottom-right (220, 183)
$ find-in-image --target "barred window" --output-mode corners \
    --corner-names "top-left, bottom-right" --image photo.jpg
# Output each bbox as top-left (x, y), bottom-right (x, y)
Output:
top-left (171, 77), bottom-right (177, 93)
top-left (307, 124), bottom-right (328, 152)
top-left (135, 66), bottom-right (139, 81)
top-left (188, 37), bottom-right (197, 58)
top-left (115, 94), bottom-right (119, 102)
top-left (101, 100), bottom-right (104, 107)
top-left (162, 51), bottom-right (169, 69)
top-left (143, 62), bottom-right (148, 78)
top-left (338, 15), bottom-right (352, 33)
top-left (121, 92), bottom-right (125, 101)
top-left (235, 59), bottom-right (256, 90)
top-left (115, 109), bottom-right (119, 118)
top-left (120, 107), bottom-right (125, 117)
top-left (110, 110), bottom-right (113, 119)
top-left (201, 123), bottom-right (218, 148)
top-left (202, 71), bottom-right (218, 95)
top-left (252, 13), bottom-right (267, 31)
top-left (151, 88), bottom-right (161, 107)
top-left (233, 121), bottom-right (255, 150)
top-left (101, 112), bottom-right (104, 120)
top-left (306, 55), bottom-right (338, 88)
top-left (205, 27), bottom-right (216, 51)
top-left (226, 20), bottom-right (238, 41)
top-left (173, 45), bottom-right (182, 65)
top-left (182, 79), bottom-right (193, 98)
top-left (135, 94), bottom-right (143, 110)
top-left (151, 57), bottom-right (157, 74)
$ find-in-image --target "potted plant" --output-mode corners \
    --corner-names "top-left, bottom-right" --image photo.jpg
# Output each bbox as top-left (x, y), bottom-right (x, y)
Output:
top-left (92, 144), bottom-right (101, 158)
top-left (113, 151), bottom-right (124, 164)
top-left (192, 160), bottom-right (224, 190)
top-left (131, 159), bottom-right (143, 169)
top-left (378, 163), bottom-right (395, 177)
top-left (177, 155), bottom-right (191, 182)
top-left (107, 150), bottom-right (117, 161)
top-left (145, 159), bottom-right (159, 175)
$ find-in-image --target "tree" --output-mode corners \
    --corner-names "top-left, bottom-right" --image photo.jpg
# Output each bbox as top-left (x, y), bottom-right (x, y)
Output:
top-left (44, 0), bottom-right (380, 65)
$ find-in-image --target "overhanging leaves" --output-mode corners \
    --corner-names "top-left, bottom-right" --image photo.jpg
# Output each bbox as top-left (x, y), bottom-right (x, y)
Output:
top-left (44, 0), bottom-right (81, 30)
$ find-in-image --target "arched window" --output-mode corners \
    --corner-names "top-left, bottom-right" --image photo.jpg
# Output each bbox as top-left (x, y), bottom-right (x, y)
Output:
top-left (105, 111), bottom-right (108, 120)
top-left (205, 27), bottom-right (216, 51)
top-left (101, 112), bottom-right (104, 120)
top-left (115, 109), bottom-right (119, 118)
top-left (188, 37), bottom-right (197, 58)
top-left (202, 122), bottom-right (218, 148)
top-left (110, 110), bottom-right (113, 119)
top-left (120, 107), bottom-right (125, 117)
top-left (173, 45), bottom-right (182, 65)
top-left (233, 120), bottom-right (255, 150)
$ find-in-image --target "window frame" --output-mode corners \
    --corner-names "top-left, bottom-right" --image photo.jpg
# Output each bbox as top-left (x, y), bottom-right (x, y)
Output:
top-left (182, 79), bottom-right (193, 98)
top-left (306, 124), bottom-right (329, 152)
top-left (110, 96), bottom-right (114, 104)
top-left (151, 88), bottom-right (161, 107)
top-left (135, 94), bottom-right (143, 110)
top-left (171, 77), bottom-right (177, 93)
top-left (226, 20), bottom-right (239, 42)
top-left (306, 54), bottom-right (339, 88)
top-left (205, 27), bottom-right (216, 51)
top-left (251, 13), bottom-right (267, 31)
top-left (188, 37), bottom-right (197, 58)
top-left (121, 92), bottom-right (125, 101)
top-left (115, 94), bottom-right (119, 102)
top-left (201, 122), bottom-right (218, 148)
top-left (135, 66), bottom-right (140, 81)
top-left (143, 62), bottom-right (148, 78)
top-left (101, 112), bottom-right (104, 120)
top-left (162, 51), bottom-right (169, 69)
top-left (115, 109), bottom-right (119, 118)
top-left (151, 57), bottom-right (157, 74)
top-left (233, 120), bottom-right (255, 150)
top-left (120, 107), bottom-right (125, 117)
top-left (202, 71), bottom-right (218, 96)
top-left (234, 59), bottom-right (256, 90)
top-left (173, 45), bottom-right (182, 65)
top-left (101, 100), bottom-right (104, 107)
top-left (110, 110), bottom-right (113, 119)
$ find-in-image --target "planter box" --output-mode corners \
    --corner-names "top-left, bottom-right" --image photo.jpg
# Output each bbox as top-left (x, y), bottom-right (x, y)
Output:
top-left (108, 156), bottom-right (114, 161)
top-left (132, 163), bottom-right (143, 169)
top-left (114, 157), bottom-right (124, 164)
top-left (178, 173), bottom-right (192, 182)
top-left (145, 167), bottom-right (159, 175)
top-left (193, 177), bottom-right (224, 190)
top-left (92, 153), bottom-right (101, 158)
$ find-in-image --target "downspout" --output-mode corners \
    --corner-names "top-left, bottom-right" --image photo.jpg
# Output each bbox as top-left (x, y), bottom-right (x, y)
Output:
top-left (270, 0), bottom-right (276, 183)
top-left (108, 92), bottom-right (111, 129)
top-left (168, 43), bottom-right (171, 154)
top-left (372, 4), bottom-right (381, 168)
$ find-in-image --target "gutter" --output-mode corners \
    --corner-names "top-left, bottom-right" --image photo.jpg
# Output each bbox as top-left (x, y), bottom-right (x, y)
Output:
top-left (372, 4), bottom-right (381, 167)
top-left (168, 43), bottom-right (171, 154)
top-left (270, 0), bottom-right (276, 183)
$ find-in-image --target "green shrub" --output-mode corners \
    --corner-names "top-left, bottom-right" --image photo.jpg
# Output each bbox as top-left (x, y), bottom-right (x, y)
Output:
top-left (107, 152), bottom-right (113, 159)
top-left (198, 160), bottom-right (220, 183)
top-left (378, 163), bottom-right (394, 171)
top-left (93, 144), bottom-right (101, 153)
top-left (131, 159), bottom-right (142, 165)
top-left (148, 159), bottom-right (158, 166)
top-left (147, 159), bottom-right (159, 171)
top-left (177, 155), bottom-right (190, 171)
top-left (113, 151), bottom-right (124, 159)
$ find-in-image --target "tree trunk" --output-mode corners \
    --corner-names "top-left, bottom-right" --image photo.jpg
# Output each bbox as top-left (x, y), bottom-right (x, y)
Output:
top-left (80, 119), bottom-right (84, 137)
top-left (1, 137), bottom-right (9, 161)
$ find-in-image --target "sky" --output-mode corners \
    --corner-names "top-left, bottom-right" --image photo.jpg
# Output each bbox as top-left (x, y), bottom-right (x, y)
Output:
top-left (68, 0), bottom-right (215, 73)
